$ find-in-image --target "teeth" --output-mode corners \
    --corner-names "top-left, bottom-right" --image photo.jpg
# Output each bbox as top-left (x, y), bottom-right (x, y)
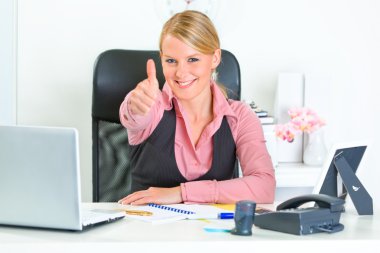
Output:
top-left (178, 80), bottom-right (193, 86)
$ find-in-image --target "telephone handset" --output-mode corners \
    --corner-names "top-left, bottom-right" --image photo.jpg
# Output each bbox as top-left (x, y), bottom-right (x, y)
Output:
top-left (276, 194), bottom-right (345, 212)
top-left (254, 194), bottom-right (345, 235)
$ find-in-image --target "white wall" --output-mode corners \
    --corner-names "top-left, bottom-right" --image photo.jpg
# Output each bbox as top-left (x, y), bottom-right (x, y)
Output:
top-left (0, 0), bottom-right (17, 125)
top-left (15, 0), bottom-right (380, 204)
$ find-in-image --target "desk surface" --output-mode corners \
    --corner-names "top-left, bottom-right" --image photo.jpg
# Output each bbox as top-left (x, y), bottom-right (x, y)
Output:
top-left (1, 203), bottom-right (379, 253)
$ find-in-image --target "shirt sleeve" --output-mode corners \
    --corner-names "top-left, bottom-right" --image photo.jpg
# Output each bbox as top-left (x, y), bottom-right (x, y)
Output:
top-left (119, 91), bottom-right (165, 145)
top-left (180, 103), bottom-right (276, 204)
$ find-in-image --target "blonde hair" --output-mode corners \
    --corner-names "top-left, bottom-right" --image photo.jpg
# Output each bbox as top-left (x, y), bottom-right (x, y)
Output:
top-left (159, 10), bottom-right (220, 55)
top-left (159, 10), bottom-right (227, 98)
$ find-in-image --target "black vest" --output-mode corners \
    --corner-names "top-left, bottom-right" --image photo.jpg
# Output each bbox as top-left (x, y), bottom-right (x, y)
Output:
top-left (129, 109), bottom-right (237, 192)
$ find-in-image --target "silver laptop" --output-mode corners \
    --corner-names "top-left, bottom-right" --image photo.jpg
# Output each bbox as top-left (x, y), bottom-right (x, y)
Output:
top-left (0, 125), bottom-right (125, 231)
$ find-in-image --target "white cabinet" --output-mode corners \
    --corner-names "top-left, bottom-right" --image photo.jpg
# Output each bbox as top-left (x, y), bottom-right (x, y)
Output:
top-left (275, 163), bottom-right (322, 201)
top-left (262, 124), bottom-right (323, 201)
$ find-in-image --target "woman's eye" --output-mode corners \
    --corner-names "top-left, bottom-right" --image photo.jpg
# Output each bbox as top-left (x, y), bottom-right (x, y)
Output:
top-left (165, 59), bottom-right (176, 64)
top-left (188, 58), bottom-right (199, 62)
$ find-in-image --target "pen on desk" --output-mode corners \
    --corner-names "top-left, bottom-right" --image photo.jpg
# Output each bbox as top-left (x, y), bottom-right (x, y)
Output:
top-left (187, 212), bottom-right (234, 220)
top-left (125, 210), bottom-right (153, 216)
top-left (218, 212), bottom-right (234, 219)
top-left (116, 209), bottom-right (153, 216)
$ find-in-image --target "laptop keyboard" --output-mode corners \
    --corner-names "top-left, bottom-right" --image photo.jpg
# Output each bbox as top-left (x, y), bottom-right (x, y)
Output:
top-left (81, 209), bottom-right (125, 227)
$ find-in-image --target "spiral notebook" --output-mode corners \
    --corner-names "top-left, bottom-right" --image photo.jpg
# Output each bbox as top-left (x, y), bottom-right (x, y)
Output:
top-left (119, 203), bottom-right (230, 224)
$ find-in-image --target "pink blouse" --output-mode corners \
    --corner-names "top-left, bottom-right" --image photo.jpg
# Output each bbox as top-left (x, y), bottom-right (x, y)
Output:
top-left (119, 82), bottom-right (276, 204)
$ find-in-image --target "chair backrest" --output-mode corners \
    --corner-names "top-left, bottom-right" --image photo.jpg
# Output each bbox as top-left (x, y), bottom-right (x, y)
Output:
top-left (92, 49), bottom-right (241, 202)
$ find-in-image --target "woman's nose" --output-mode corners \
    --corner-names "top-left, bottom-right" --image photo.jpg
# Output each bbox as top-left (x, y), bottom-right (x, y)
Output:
top-left (175, 63), bottom-right (188, 79)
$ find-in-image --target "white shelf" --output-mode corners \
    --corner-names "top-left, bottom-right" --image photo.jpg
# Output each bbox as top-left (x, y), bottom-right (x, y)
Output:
top-left (275, 163), bottom-right (322, 188)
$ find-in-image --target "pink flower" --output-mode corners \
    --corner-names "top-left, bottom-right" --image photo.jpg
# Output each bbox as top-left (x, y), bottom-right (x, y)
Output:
top-left (275, 107), bottom-right (325, 143)
top-left (275, 123), bottom-right (299, 143)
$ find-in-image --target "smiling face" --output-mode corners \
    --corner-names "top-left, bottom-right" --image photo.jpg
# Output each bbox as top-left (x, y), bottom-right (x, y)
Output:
top-left (161, 35), bottom-right (221, 101)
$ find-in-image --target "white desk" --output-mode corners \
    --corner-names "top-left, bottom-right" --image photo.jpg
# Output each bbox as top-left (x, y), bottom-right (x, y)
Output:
top-left (1, 203), bottom-right (379, 253)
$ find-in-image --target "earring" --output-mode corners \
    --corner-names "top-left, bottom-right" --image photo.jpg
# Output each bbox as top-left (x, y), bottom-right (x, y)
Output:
top-left (211, 70), bottom-right (218, 81)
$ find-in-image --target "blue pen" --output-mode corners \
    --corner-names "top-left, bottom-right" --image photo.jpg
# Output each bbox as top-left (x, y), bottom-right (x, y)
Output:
top-left (218, 212), bottom-right (234, 219)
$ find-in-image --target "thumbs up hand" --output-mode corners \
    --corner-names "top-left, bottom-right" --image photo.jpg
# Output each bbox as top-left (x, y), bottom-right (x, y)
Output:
top-left (128, 59), bottom-right (160, 116)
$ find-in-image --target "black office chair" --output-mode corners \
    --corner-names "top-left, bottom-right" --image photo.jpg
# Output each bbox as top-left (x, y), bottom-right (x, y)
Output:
top-left (92, 49), bottom-right (241, 202)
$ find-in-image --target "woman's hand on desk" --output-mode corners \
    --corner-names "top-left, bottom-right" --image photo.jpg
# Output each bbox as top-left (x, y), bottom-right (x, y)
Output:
top-left (118, 186), bottom-right (183, 205)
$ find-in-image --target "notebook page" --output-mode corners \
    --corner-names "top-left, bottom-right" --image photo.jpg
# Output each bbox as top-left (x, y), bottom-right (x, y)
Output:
top-left (119, 205), bottom-right (187, 224)
top-left (169, 204), bottom-right (232, 219)
top-left (117, 204), bottom-right (233, 224)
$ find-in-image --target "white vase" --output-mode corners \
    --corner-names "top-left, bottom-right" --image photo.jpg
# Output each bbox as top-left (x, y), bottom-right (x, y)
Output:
top-left (303, 128), bottom-right (327, 166)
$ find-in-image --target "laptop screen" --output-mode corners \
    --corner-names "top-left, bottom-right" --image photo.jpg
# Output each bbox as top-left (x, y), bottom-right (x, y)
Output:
top-left (0, 125), bottom-right (82, 230)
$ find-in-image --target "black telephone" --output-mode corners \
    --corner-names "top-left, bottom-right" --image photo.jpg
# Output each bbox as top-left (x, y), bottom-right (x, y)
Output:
top-left (254, 194), bottom-right (345, 235)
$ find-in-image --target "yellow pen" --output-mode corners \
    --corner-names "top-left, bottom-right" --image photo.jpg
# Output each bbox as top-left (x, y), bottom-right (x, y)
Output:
top-left (123, 210), bottom-right (153, 216)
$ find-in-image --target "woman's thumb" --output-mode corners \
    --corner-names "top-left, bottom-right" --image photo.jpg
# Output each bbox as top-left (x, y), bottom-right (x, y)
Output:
top-left (147, 59), bottom-right (158, 86)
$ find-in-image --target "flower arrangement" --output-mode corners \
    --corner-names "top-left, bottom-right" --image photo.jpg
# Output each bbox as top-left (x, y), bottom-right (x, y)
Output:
top-left (275, 107), bottom-right (326, 143)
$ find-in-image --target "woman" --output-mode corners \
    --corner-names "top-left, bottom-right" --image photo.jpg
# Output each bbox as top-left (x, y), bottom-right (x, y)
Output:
top-left (118, 10), bottom-right (275, 205)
